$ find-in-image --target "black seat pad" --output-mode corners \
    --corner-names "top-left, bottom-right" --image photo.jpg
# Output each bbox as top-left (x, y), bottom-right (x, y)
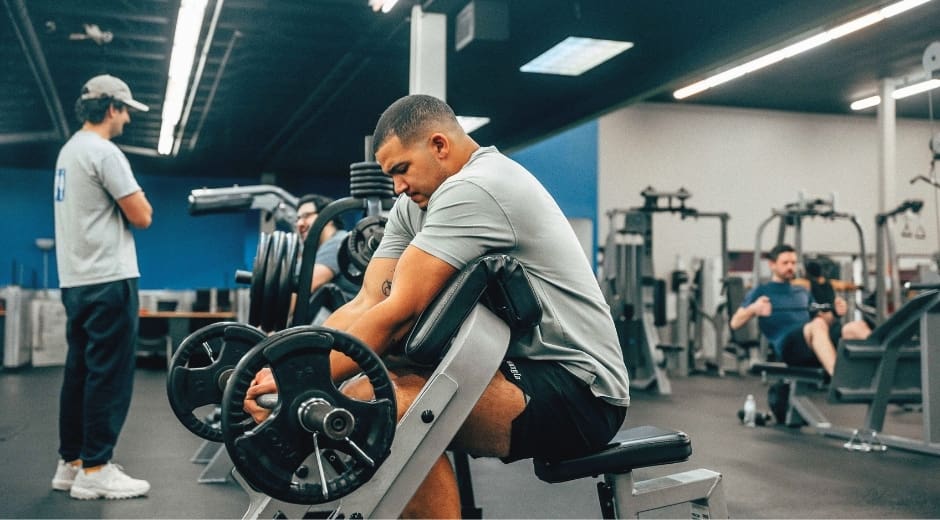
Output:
top-left (533, 426), bottom-right (691, 483)
top-left (750, 361), bottom-right (828, 382)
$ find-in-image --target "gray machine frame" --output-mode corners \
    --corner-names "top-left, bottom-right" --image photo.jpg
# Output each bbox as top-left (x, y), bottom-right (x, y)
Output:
top-left (188, 184), bottom-right (299, 229)
top-left (601, 188), bottom-right (729, 394)
top-left (232, 304), bottom-right (729, 519)
top-left (874, 199), bottom-right (925, 325)
top-left (752, 194), bottom-right (868, 286)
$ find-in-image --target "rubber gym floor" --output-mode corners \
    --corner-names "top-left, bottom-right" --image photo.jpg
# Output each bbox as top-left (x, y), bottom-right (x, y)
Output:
top-left (2, 363), bottom-right (937, 519)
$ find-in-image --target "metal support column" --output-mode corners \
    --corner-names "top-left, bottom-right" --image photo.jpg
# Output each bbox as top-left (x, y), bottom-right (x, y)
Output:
top-left (409, 5), bottom-right (447, 100)
top-left (877, 78), bottom-right (896, 214)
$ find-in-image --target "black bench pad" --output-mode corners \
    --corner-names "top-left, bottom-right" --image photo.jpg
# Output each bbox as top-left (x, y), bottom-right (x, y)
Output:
top-left (533, 426), bottom-right (691, 483)
top-left (405, 254), bottom-right (541, 365)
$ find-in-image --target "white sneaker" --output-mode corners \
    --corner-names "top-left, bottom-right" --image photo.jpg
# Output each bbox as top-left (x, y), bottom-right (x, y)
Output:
top-left (69, 462), bottom-right (150, 500)
top-left (52, 459), bottom-right (80, 491)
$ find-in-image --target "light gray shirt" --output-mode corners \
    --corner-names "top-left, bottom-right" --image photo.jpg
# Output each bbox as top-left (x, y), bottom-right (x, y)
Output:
top-left (54, 130), bottom-right (141, 288)
top-left (375, 146), bottom-right (630, 406)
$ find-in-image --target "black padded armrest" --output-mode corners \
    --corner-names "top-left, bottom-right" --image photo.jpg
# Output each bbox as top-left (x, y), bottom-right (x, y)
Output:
top-left (404, 255), bottom-right (542, 365)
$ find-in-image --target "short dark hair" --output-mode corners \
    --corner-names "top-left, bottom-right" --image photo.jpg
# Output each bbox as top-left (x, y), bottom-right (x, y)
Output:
top-left (371, 94), bottom-right (460, 155)
top-left (298, 193), bottom-right (343, 229)
top-left (74, 97), bottom-right (124, 124)
top-left (768, 243), bottom-right (796, 261)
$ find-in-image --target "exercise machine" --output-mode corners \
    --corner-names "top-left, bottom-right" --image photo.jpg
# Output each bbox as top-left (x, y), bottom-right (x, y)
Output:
top-left (752, 192), bottom-right (868, 287)
top-left (752, 288), bottom-right (940, 456)
top-left (752, 193), bottom-right (868, 357)
top-left (229, 161), bottom-right (396, 331)
top-left (188, 184), bottom-right (299, 229)
top-left (874, 199), bottom-right (925, 324)
top-left (217, 255), bottom-right (729, 519)
top-left (601, 187), bottom-right (730, 392)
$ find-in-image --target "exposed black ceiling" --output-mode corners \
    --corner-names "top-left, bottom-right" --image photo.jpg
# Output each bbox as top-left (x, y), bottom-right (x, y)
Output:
top-left (2, 0), bottom-right (939, 184)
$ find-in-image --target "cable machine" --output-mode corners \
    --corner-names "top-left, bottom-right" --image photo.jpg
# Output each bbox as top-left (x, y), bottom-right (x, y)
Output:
top-left (601, 187), bottom-right (729, 394)
top-left (875, 199), bottom-right (925, 324)
top-left (753, 193), bottom-right (868, 285)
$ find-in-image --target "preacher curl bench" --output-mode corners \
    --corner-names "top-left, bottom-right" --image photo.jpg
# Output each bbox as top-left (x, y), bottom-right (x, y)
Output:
top-left (216, 255), bottom-right (728, 518)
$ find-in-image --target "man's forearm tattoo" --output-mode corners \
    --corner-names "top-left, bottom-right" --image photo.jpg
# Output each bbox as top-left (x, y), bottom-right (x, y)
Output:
top-left (382, 279), bottom-right (392, 296)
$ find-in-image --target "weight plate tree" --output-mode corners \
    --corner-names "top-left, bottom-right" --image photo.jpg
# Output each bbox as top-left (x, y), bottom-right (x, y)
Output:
top-left (293, 161), bottom-right (395, 326)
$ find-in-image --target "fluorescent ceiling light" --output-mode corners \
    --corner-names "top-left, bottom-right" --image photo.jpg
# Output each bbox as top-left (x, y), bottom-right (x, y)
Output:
top-left (456, 116), bottom-right (490, 133)
top-left (894, 78), bottom-right (940, 97)
top-left (368, 0), bottom-right (398, 13)
top-left (520, 37), bottom-right (634, 76)
top-left (673, 0), bottom-right (935, 100)
top-left (882, 0), bottom-right (933, 17)
top-left (158, 0), bottom-right (208, 155)
top-left (850, 95), bottom-right (881, 111)
top-left (850, 79), bottom-right (940, 110)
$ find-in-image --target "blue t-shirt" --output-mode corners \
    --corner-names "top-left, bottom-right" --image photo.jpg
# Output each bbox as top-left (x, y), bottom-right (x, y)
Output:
top-left (315, 230), bottom-right (359, 298)
top-left (741, 281), bottom-right (814, 356)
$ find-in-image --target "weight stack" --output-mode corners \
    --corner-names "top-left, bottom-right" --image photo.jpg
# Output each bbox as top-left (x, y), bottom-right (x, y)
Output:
top-left (349, 162), bottom-right (394, 199)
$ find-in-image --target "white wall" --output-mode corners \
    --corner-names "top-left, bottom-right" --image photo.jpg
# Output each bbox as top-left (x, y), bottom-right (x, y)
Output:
top-left (598, 102), bottom-right (938, 276)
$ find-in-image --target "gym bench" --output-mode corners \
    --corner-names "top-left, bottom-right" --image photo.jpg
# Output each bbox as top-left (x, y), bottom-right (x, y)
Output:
top-left (218, 254), bottom-right (728, 519)
top-left (750, 361), bottom-right (830, 428)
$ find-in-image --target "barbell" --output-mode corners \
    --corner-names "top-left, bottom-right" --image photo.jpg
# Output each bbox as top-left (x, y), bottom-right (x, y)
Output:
top-left (220, 325), bottom-right (397, 504)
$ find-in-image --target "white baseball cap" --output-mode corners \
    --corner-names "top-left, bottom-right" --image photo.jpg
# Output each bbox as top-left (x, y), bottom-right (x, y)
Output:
top-left (80, 74), bottom-right (149, 112)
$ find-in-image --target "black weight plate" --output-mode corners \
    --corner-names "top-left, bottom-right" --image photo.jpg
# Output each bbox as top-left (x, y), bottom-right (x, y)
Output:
top-left (273, 232), bottom-right (298, 330)
top-left (261, 231), bottom-right (286, 332)
top-left (349, 192), bottom-right (396, 201)
top-left (349, 170), bottom-right (386, 179)
top-left (349, 180), bottom-right (393, 189)
top-left (221, 326), bottom-right (396, 505)
top-left (347, 215), bottom-right (387, 272)
top-left (166, 322), bottom-right (265, 442)
top-left (337, 233), bottom-right (364, 285)
top-left (249, 233), bottom-right (271, 327)
top-left (349, 161), bottom-right (382, 171)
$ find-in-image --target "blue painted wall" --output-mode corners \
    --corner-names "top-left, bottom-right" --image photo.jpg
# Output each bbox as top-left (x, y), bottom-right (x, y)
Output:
top-left (1, 122), bottom-right (598, 289)
top-left (509, 120), bottom-right (599, 261)
top-left (0, 166), bottom-right (264, 290)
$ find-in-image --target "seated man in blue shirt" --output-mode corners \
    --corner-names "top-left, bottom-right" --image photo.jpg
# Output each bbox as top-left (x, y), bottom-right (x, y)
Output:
top-left (730, 244), bottom-right (871, 375)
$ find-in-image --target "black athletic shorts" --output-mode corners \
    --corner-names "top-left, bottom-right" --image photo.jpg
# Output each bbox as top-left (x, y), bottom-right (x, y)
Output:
top-left (498, 358), bottom-right (627, 463)
top-left (780, 321), bottom-right (842, 367)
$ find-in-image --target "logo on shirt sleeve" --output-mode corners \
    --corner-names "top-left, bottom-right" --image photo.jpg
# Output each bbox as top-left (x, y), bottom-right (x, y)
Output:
top-left (54, 168), bottom-right (66, 201)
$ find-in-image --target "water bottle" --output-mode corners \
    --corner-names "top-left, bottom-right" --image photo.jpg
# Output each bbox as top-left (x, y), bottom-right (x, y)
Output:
top-left (743, 394), bottom-right (757, 427)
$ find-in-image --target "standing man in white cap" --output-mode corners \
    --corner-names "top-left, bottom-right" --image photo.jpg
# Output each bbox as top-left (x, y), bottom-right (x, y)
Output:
top-left (51, 74), bottom-right (153, 500)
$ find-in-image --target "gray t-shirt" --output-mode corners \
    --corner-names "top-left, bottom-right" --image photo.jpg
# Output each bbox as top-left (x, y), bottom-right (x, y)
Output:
top-left (374, 146), bottom-right (630, 406)
top-left (54, 130), bottom-right (141, 288)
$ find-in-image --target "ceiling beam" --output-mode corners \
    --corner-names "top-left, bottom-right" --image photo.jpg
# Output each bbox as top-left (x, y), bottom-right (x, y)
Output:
top-left (5, 0), bottom-right (69, 141)
top-left (0, 130), bottom-right (60, 145)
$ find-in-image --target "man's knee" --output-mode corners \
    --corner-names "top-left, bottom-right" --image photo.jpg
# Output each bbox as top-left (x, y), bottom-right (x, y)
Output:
top-left (803, 316), bottom-right (829, 339)
top-left (842, 320), bottom-right (871, 340)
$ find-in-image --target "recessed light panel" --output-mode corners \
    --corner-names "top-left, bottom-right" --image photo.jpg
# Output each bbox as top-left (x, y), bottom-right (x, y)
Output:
top-left (520, 37), bottom-right (634, 77)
